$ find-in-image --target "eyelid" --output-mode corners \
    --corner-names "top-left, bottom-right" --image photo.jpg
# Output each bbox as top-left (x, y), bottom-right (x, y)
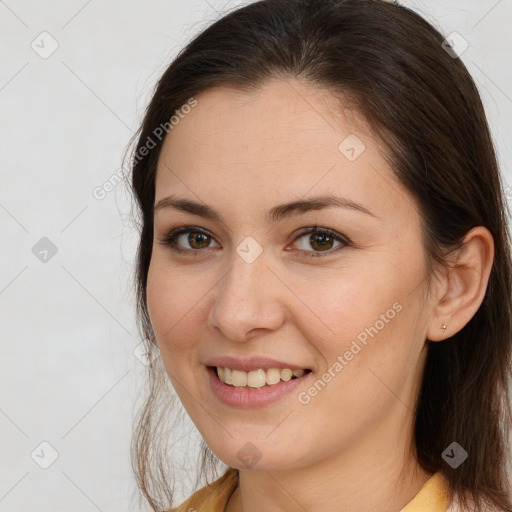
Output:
top-left (292, 226), bottom-right (350, 245)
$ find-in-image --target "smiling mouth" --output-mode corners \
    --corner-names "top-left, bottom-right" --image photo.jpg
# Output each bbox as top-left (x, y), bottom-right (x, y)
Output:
top-left (211, 366), bottom-right (312, 388)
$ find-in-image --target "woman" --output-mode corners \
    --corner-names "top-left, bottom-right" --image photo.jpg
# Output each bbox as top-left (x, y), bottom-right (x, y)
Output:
top-left (128, 1), bottom-right (512, 511)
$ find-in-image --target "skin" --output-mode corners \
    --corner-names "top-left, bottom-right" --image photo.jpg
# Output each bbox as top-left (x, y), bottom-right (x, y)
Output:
top-left (146, 78), bottom-right (494, 512)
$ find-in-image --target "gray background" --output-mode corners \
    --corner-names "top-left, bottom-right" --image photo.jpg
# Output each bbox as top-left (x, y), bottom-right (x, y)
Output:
top-left (1, 1), bottom-right (511, 511)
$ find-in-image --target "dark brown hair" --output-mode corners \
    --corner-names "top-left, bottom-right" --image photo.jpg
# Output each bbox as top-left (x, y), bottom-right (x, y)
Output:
top-left (127, 1), bottom-right (512, 510)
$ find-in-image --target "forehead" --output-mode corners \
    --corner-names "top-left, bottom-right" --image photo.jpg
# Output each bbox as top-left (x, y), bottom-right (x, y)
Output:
top-left (154, 79), bottom-right (412, 223)
top-left (159, 79), bottom-right (371, 163)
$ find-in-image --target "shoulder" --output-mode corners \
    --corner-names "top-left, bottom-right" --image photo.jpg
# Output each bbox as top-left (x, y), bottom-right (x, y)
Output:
top-left (167, 467), bottom-right (238, 512)
top-left (428, 472), bottom-right (502, 512)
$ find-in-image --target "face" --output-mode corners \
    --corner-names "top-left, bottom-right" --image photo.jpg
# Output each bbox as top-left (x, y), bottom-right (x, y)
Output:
top-left (147, 78), bottom-right (433, 471)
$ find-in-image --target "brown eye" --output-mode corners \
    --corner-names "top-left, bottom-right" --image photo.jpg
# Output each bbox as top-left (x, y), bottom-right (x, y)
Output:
top-left (160, 226), bottom-right (220, 253)
top-left (187, 232), bottom-right (211, 249)
top-left (308, 232), bottom-right (335, 251)
top-left (291, 227), bottom-right (350, 258)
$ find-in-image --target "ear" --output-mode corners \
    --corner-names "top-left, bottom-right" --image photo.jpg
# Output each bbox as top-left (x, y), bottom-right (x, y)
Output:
top-left (426, 226), bottom-right (494, 342)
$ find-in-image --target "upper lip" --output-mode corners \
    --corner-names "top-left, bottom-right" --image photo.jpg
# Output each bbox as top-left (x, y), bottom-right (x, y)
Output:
top-left (205, 356), bottom-right (311, 372)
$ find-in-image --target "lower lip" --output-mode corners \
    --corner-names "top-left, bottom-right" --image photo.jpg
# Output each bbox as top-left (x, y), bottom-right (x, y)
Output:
top-left (207, 366), bottom-right (311, 408)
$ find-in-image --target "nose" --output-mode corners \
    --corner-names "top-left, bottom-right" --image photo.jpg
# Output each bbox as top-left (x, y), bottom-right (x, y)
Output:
top-left (207, 248), bottom-right (285, 342)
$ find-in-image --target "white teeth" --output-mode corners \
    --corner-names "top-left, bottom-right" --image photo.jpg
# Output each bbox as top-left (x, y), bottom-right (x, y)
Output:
top-left (266, 368), bottom-right (281, 385)
top-left (216, 366), bottom-right (308, 387)
top-left (247, 369), bottom-right (266, 388)
top-left (280, 368), bottom-right (292, 381)
top-left (231, 369), bottom-right (247, 387)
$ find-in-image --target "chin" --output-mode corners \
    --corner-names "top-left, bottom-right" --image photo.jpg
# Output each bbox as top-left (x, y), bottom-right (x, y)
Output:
top-left (205, 437), bottom-right (303, 472)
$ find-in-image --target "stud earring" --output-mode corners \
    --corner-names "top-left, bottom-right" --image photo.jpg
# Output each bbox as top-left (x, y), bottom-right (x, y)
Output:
top-left (441, 323), bottom-right (447, 332)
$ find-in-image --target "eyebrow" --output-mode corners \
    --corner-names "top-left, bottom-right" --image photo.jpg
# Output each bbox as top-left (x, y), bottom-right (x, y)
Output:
top-left (154, 194), bottom-right (377, 223)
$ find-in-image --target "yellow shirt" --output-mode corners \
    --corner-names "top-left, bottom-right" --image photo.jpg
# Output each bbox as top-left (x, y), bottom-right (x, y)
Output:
top-left (169, 468), bottom-right (451, 512)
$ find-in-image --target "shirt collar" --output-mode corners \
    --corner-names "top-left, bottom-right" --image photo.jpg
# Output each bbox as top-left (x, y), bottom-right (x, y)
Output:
top-left (399, 472), bottom-right (449, 512)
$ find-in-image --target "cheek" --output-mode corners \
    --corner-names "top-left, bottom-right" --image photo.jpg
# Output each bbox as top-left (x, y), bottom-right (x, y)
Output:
top-left (305, 268), bottom-right (425, 414)
top-left (146, 257), bottom-right (205, 356)
top-left (291, 258), bottom-right (422, 383)
top-left (287, 265), bottom-right (403, 352)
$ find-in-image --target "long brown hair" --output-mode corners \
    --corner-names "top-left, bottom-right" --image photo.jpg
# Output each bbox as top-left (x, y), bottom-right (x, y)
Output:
top-left (127, 1), bottom-right (512, 510)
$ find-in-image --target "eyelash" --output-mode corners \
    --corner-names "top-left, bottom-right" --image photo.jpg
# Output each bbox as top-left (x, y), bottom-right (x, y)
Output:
top-left (158, 225), bottom-right (351, 259)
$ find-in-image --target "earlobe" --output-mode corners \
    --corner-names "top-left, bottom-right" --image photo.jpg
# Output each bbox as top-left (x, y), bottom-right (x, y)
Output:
top-left (427, 320), bottom-right (449, 343)
top-left (426, 226), bottom-right (494, 342)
